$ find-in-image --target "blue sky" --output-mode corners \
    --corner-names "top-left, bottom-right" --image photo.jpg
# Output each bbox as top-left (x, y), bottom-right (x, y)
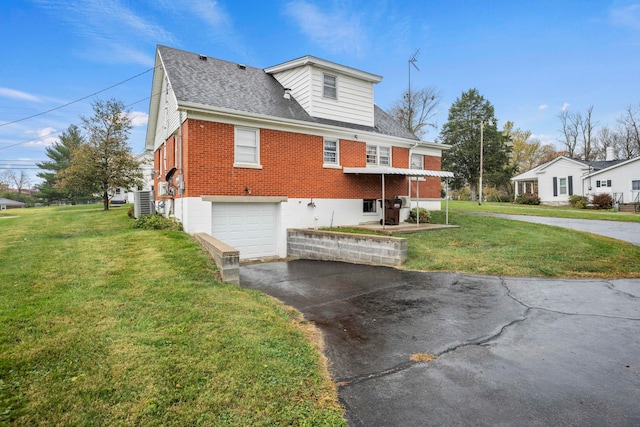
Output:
top-left (2, 0), bottom-right (640, 185)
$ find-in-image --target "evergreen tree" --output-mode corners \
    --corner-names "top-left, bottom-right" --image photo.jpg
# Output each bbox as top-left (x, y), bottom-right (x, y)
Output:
top-left (440, 89), bottom-right (515, 200)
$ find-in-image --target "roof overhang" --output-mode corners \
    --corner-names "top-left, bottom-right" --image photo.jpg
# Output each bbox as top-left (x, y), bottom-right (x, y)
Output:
top-left (343, 167), bottom-right (454, 178)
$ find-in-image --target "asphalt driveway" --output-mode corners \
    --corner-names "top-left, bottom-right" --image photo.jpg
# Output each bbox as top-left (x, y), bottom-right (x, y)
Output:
top-left (240, 260), bottom-right (640, 426)
top-left (474, 213), bottom-right (640, 245)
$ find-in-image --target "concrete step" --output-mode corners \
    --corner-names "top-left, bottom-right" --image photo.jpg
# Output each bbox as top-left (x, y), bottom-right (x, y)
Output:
top-left (619, 203), bottom-right (638, 213)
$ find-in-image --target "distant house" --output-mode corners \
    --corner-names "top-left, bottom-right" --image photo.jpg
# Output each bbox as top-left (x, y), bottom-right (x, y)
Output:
top-left (144, 45), bottom-right (453, 260)
top-left (0, 198), bottom-right (26, 210)
top-left (512, 148), bottom-right (640, 208)
top-left (110, 151), bottom-right (154, 204)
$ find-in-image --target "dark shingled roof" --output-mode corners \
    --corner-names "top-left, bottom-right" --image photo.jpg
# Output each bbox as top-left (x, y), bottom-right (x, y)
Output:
top-left (572, 158), bottom-right (627, 171)
top-left (158, 45), bottom-right (419, 141)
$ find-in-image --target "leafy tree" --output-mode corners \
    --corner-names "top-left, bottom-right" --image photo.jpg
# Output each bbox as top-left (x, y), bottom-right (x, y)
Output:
top-left (35, 124), bottom-right (94, 204)
top-left (503, 121), bottom-right (556, 172)
top-left (58, 99), bottom-right (143, 210)
top-left (388, 86), bottom-right (442, 138)
top-left (440, 89), bottom-right (515, 200)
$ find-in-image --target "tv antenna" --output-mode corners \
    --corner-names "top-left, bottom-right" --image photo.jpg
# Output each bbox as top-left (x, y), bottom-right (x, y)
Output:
top-left (408, 48), bottom-right (420, 93)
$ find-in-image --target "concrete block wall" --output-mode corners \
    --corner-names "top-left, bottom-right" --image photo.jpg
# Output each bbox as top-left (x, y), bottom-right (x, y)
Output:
top-left (194, 232), bottom-right (240, 284)
top-left (287, 229), bottom-right (407, 267)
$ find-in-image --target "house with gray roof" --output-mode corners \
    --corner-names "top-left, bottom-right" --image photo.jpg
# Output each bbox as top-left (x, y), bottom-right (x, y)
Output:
top-left (145, 45), bottom-right (452, 260)
top-left (512, 148), bottom-right (640, 209)
top-left (0, 198), bottom-right (26, 210)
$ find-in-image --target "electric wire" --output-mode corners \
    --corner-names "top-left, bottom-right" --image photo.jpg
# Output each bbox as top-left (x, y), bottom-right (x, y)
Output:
top-left (0, 67), bottom-right (155, 128)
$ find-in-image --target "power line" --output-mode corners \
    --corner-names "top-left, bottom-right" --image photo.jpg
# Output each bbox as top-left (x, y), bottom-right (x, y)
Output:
top-left (0, 67), bottom-right (155, 128)
top-left (0, 93), bottom-right (157, 151)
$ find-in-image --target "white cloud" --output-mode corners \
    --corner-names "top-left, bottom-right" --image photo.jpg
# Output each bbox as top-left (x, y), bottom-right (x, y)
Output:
top-left (531, 133), bottom-right (555, 146)
top-left (33, 0), bottom-right (175, 65)
top-left (25, 127), bottom-right (60, 147)
top-left (538, 104), bottom-right (548, 110)
top-left (127, 111), bottom-right (149, 127)
top-left (561, 102), bottom-right (570, 111)
top-left (0, 87), bottom-right (44, 103)
top-left (284, 0), bottom-right (366, 56)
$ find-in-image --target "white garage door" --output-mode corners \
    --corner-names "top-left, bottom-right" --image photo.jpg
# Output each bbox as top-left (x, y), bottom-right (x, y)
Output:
top-left (211, 203), bottom-right (278, 260)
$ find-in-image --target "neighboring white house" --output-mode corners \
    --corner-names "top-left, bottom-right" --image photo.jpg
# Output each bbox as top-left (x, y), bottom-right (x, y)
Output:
top-left (512, 150), bottom-right (640, 207)
top-left (110, 151), bottom-right (154, 204)
top-left (584, 156), bottom-right (640, 206)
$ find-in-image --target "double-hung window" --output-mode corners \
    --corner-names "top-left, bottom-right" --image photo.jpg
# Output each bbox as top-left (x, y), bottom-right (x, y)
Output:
top-left (324, 139), bottom-right (339, 165)
top-left (559, 177), bottom-right (568, 195)
top-left (323, 74), bottom-right (337, 99)
top-left (411, 153), bottom-right (424, 169)
top-left (632, 180), bottom-right (640, 191)
top-left (234, 127), bottom-right (260, 168)
top-left (366, 144), bottom-right (391, 166)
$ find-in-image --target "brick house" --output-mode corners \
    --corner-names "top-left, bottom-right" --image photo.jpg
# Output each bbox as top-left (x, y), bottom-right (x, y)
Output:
top-left (145, 45), bottom-right (452, 260)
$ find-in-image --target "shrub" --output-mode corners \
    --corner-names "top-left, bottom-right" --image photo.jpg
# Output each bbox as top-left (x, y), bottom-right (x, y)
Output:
top-left (515, 194), bottom-right (540, 205)
top-left (133, 214), bottom-right (183, 230)
top-left (591, 193), bottom-right (613, 210)
top-left (407, 207), bottom-right (431, 224)
top-left (569, 195), bottom-right (588, 209)
top-left (127, 204), bottom-right (135, 218)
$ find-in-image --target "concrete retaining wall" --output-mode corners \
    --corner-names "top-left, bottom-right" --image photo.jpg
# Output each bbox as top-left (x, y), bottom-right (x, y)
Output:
top-left (287, 229), bottom-right (407, 267)
top-left (194, 232), bottom-right (240, 284)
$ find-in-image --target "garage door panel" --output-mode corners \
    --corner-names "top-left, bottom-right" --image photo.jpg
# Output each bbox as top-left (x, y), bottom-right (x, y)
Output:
top-left (211, 203), bottom-right (278, 259)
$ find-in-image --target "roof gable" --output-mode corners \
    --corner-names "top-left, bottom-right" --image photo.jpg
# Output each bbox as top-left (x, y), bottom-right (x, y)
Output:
top-left (150, 45), bottom-right (419, 142)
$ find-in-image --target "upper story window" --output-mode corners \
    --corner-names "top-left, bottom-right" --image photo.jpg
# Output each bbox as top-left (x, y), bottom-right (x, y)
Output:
top-left (323, 73), bottom-right (337, 99)
top-left (324, 139), bottom-right (339, 165)
top-left (411, 153), bottom-right (424, 169)
top-left (234, 127), bottom-right (261, 168)
top-left (366, 144), bottom-right (390, 166)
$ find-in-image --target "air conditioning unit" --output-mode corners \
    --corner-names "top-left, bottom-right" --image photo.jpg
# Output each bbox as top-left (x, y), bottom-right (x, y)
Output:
top-left (397, 196), bottom-right (411, 208)
top-left (157, 181), bottom-right (169, 197)
top-left (134, 190), bottom-right (155, 218)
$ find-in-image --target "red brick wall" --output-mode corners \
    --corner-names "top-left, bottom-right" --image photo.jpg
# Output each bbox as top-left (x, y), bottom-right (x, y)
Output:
top-left (153, 118), bottom-right (443, 200)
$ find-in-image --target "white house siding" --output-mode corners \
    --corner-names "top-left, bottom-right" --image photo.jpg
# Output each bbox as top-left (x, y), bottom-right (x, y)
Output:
top-left (309, 68), bottom-right (375, 127)
top-left (152, 76), bottom-right (182, 151)
top-left (270, 66), bottom-right (312, 113)
top-left (586, 158), bottom-right (640, 204)
top-left (537, 159), bottom-right (589, 205)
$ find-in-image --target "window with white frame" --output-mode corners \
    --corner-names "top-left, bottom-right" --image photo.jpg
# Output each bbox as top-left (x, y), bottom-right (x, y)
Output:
top-left (633, 180), bottom-right (640, 191)
top-left (559, 177), bottom-right (567, 195)
top-left (324, 139), bottom-right (339, 165)
top-left (234, 127), bottom-right (260, 166)
top-left (323, 73), bottom-right (337, 99)
top-left (596, 179), bottom-right (612, 188)
top-left (366, 144), bottom-right (391, 166)
top-left (363, 199), bottom-right (377, 213)
top-left (411, 153), bottom-right (424, 169)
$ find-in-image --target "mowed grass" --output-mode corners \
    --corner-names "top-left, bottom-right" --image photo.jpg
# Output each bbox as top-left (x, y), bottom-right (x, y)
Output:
top-left (401, 208), bottom-right (640, 278)
top-left (0, 205), bottom-right (345, 426)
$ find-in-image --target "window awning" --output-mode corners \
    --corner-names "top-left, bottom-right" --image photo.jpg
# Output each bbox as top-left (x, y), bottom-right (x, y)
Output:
top-left (343, 166), bottom-right (454, 178)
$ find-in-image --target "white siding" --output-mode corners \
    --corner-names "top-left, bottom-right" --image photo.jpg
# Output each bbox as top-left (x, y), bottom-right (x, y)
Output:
top-left (586, 158), bottom-right (640, 204)
top-left (537, 159), bottom-right (589, 205)
top-left (153, 76), bottom-right (182, 150)
top-left (309, 68), bottom-right (375, 126)
top-left (271, 65), bottom-right (375, 127)
top-left (271, 66), bottom-right (312, 113)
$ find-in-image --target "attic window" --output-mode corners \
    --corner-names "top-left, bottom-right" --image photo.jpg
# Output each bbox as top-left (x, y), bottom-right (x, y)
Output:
top-left (323, 73), bottom-right (337, 99)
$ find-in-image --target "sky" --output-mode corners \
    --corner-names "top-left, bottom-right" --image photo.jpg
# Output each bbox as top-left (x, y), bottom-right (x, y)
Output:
top-left (2, 0), bottom-right (640, 186)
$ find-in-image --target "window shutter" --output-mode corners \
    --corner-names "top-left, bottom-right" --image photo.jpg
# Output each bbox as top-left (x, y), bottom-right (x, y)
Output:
top-left (553, 177), bottom-right (558, 197)
top-left (568, 176), bottom-right (573, 195)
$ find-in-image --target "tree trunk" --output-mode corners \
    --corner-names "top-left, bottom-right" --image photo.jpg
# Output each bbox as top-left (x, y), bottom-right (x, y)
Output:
top-left (103, 191), bottom-right (109, 210)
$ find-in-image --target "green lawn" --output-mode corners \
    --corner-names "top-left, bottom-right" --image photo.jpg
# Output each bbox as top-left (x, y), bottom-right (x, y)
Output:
top-left (398, 201), bottom-right (640, 278)
top-left (442, 200), bottom-right (640, 222)
top-left (0, 205), bottom-right (345, 426)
